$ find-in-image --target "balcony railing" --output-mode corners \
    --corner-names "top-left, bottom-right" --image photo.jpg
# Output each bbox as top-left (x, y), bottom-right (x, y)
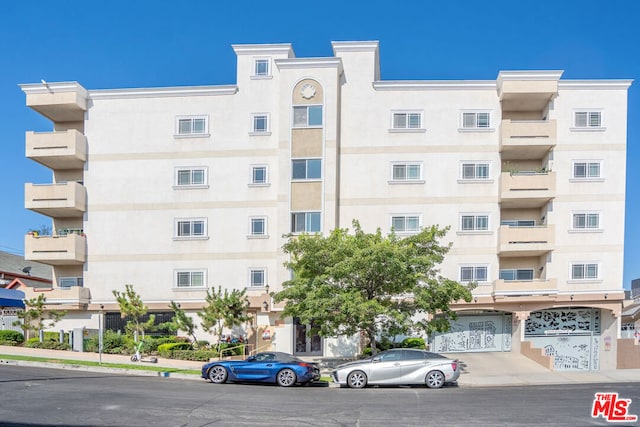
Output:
top-left (500, 171), bottom-right (556, 208)
top-left (493, 278), bottom-right (558, 297)
top-left (24, 233), bottom-right (86, 266)
top-left (25, 181), bottom-right (86, 218)
top-left (26, 129), bottom-right (87, 170)
top-left (21, 286), bottom-right (91, 309)
top-left (498, 225), bottom-right (554, 256)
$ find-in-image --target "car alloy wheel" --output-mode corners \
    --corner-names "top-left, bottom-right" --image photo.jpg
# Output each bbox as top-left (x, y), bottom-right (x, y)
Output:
top-left (347, 370), bottom-right (367, 389)
top-left (277, 368), bottom-right (297, 387)
top-left (208, 366), bottom-right (228, 384)
top-left (425, 370), bottom-right (445, 389)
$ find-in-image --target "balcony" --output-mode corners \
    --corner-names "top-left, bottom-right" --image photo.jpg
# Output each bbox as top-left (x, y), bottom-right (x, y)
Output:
top-left (498, 225), bottom-right (554, 257)
top-left (23, 286), bottom-right (91, 309)
top-left (26, 129), bottom-right (87, 170)
top-left (20, 81), bottom-right (88, 123)
top-left (25, 233), bottom-right (86, 266)
top-left (500, 120), bottom-right (557, 160)
top-left (493, 278), bottom-right (558, 298)
top-left (25, 181), bottom-right (86, 218)
top-left (497, 71), bottom-right (561, 113)
top-left (500, 172), bottom-right (556, 208)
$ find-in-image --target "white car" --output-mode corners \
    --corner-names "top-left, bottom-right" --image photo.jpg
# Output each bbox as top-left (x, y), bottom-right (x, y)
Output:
top-left (331, 348), bottom-right (460, 389)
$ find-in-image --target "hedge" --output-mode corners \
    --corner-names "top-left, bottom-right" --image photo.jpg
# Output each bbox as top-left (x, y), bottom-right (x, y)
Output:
top-left (0, 330), bottom-right (24, 344)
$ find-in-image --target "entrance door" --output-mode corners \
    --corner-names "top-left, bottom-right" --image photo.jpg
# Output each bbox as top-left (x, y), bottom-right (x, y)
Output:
top-left (293, 317), bottom-right (322, 356)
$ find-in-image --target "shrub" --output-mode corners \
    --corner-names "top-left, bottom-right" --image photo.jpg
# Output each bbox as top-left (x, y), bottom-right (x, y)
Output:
top-left (168, 349), bottom-right (217, 361)
top-left (84, 330), bottom-right (134, 354)
top-left (0, 330), bottom-right (24, 344)
top-left (25, 340), bottom-right (70, 350)
top-left (157, 342), bottom-right (192, 354)
top-left (401, 337), bottom-right (425, 349)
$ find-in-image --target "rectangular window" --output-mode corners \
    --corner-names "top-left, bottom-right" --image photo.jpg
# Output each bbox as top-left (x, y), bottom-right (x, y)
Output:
top-left (461, 215), bottom-right (489, 231)
top-left (462, 112), bottom-right (491, 129)
top-left (571, 263), bottom-right (598, 280)
top-left (292, 159), bottom-right (322, 180)
top-left (501, 220), bottom-right (536, 227)
top-left (250, 217), bottom-right (266, 236)
top-left (499, 269), bottom-right (534, 281)
top-left (293, 105), bottom-right (323, 127)
top-left (175, 219), bottom-right (206, 238)
top-left (175, 270), bottom-right (206, 288)
top-left (391, 215), bottom-right (420, 233)
top-left (573, 162), bottom-right (601, 179)
top-left (461, 163), bottom-right (490, 180)
top-left (573, 213), bottom-right (600, 230)
top-left (575, 111), bottom-right (601, 128)
top-left (252, 114), bottom-right (269, 133)
top-left (59, 277), bottom-right (83, 288)
top-left (460, 266), bottom-right (488, 282)
top-left (251, 166), bottom-right (268, 185)
top-left (176, 167), bottom-right (206, 187)
top-left (392, 163), bottom-right (422, 181)
top-left (392, 112), bottom-right (422, 129)
top-left (254, 59), bottom-right (269, 76)
top-left (291, 212), bottom-right (321, 233)
top-left (177, 116), bottom-right (207, 135)
top-left (250, 269), bottom-right (266, 287)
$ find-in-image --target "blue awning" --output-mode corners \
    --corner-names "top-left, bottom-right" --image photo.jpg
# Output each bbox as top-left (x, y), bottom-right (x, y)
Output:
top-left (0, 288), bottom-right (25, 308)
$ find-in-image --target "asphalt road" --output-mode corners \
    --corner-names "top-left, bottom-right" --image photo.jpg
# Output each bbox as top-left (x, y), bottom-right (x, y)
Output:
top-left (1, 365), bottom-right (639, 426)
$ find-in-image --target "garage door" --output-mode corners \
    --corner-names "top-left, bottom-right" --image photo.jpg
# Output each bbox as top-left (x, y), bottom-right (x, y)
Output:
top-left (431, 313), bottom-right (513, 353)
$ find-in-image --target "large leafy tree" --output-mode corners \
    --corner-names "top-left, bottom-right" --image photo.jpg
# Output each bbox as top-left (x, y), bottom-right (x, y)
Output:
top-left (198, 286), bottom-right (251, 351)
top-left (112, 284), bottom-right (154, 341)
top-left (274, 221), bottom-right (473, 355)
top-left (13, 294), bottom-right (66, 340)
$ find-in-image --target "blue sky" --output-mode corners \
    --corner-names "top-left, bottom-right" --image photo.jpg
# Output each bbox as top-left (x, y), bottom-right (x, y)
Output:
top-left (0, 1), bottom-right (637, 289)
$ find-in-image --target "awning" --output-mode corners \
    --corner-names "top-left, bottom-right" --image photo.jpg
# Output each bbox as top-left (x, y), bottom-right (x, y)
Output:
top-left (0, 288), bottom-right (25, 308)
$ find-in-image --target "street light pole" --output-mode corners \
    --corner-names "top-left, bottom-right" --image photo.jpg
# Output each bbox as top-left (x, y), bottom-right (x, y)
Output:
top-left (99, 304), bottom-right (104, 364)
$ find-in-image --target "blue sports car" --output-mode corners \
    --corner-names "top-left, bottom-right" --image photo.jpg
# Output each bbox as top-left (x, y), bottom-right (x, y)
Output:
top-left (201, 351), bottom-right (321, 387)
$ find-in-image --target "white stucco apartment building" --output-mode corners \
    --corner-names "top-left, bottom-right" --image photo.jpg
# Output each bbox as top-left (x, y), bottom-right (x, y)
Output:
top-left (19, 41), bottom-right (631, 370)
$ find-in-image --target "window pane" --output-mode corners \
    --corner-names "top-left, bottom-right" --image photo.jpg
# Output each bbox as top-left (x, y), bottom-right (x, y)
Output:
top-left (292, 160), bottom-right (307, 179)
top-left (517, 269), bottom-right (534, 281)
top-left (477, 113), bottom-right (490, 128)
top-left (573, 214), bottom-right (585, 229)
top-left (192, 119), bottom-right (205, 134)
top-left (308, 106), bottom-right (323, 126)
top-left (393, 113), bottom-right (407, 128)
top-left (254, 115), bottom-right (267, 132)
top-left (251, 270), bottom-right (264, 286)
top-left (392, 216), bottom-right (405, 231)
top-left (178, 221), bottom-right (189, 236)
top-left (177, 170), bottom-right (190, 185)
top-left (461, 267), bottom-right (473, 282)
top-left (477, 164), bottom-right (489, 178)
top-left (192, 169), bottom-right (205, 185)
top-left (463, 113), bottom-right (475, 128)
top-left (587, 214), bottom-right (599, 229)
top-left (408, 113), bottom-right (421, 128)
top-left (407, 165), bottom-right (420, 179)
top-left (307, 212), bottom-right (321, 232)
top-left (253, 167), bottom-right (266, 183)
top-left (572, 264), bottom-right (584, 279)
top-left (574, 163), bottom-right (586, 178)
top-left (588, 163), bottom-right (600, 177)
top-left (177, 272), bottom-right (190, 287)
top-left (476, 215), bottom-right (488, 230)
top-left (307, 159), bottom-right (322, 179)
top-left (589, 112), bottom-right (601, 127)
top-left (252, 218), bottom-right (265, 235)
top-left (255, 60), bottom-right (268, 76)
top-left (406, 217), bottom-right (419, 231)
top-left (293, 107), bottom-right (307, 126)
top-left (393, 165), bottom-right (406, 180)
top-left (500, 270), bottom-right (515, 281)
top-left (191, 272), bottom-right (204, 287)
top-left (586, 264), bottom-right (598, 278)
top-left (475, 267), bottom-right (487, 282)
top-left (462, 164), bottom-right (475, 179)
top-left (462, 216), bottom-right (474, 230)
top-left (192, 221), bottom-right (204, 236)
top-left (575, 112), bottom-right (587, 127)
top-left (179, 119), bottom-right (191, 134)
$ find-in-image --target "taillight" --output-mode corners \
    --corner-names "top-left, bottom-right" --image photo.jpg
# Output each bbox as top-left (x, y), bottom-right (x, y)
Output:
top-left (299, 363), bottom-right (312, 368)
top-left (451, 362), bottom-right (457, 371)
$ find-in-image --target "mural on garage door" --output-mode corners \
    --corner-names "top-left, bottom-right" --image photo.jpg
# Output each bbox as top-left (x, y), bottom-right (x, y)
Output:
top-left (432, 314), bottom-right (512, 353)
top-left (525, 308), bottom-right (600, 371)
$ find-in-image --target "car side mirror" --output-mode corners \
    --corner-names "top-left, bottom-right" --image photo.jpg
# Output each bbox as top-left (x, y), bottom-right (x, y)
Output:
top-left (247, 356), bottom-right (256, 362)
top-left (372, 356), bottom-right (381, 362)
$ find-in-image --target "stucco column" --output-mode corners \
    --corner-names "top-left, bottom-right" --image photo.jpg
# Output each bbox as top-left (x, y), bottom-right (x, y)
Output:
top-left (511, 311), bottom-right (530, 353)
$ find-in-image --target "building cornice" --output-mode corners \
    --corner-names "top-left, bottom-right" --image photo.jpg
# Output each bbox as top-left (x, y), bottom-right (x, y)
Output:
top-left (89, 85), bottom-right (238, 99)
top-left (558, 80), bottom-right (633, 90)
top-left (232, 43), bottom-right (294, 57)
top-left (331, 40), bottom-right (379, 53)
top-left (275, 58), bottom-right (343, 73)
top-left (497, 70), bottom-right (564, 84)
top-left (373, 80), bottom-right (496, 91)
top-left (19, 81), bottom-right (88, 97)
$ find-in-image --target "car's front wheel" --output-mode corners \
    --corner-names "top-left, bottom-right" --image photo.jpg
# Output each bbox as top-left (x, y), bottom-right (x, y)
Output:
top-left (276, 368), bottom-right (297, 387)
top-left (208, 366), bottom-right (228, 384)
top-left (346, 370), bottom-right (367, 389)
top-left (425, 370), bottom-right (445, 389)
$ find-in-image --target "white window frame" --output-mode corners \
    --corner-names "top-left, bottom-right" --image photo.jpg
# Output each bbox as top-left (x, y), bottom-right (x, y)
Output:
top-left (459, 213), bottom-right (490, 233)
top-left (291, 211), bottom-right (322, 233)
top-left (252, 58), bottom-right (271, 78)
top-left (459, 265), bottom-right (489, 283)
top-left (174, 269), bottom-right (207, 289)
top-left (569, 262), bottom-right (600, 281)
top-left (292, 158), bottom-right (322, 180)
top-left (175, 115), bottom-right (209, 137)
top-left (293, 105), bottom-right (323, 128)
top-left (174, 166), bottom-right (208, 189)
top-left (174, 218), bottom-right (208, 240)
top-left (459, 111), bottom-right (493, 131)
top-left (390, 215), bottom-right (421, 234)
top-left (59, 277), bottom-right (83, 288)
top-left (250, 113), bottom-right (271, 135)
top-left (571, 211), bottom-right (602, 232)
top-left (249, 268), bottom-right (267, 288)
top-left (459, 161), bottom-right (491, 182)
top-left (389, 110), bottom-right (425, 132)
top-left (572, 110), bottom-right (604, 130)
top-left (571, 160), bottom-right (603, 181)
top-left (249, 165), bottom-right (269, 187)
top-left (389, 162), bottom-right (424, 183)
top-left (249, 216), bottom-right (268, 238)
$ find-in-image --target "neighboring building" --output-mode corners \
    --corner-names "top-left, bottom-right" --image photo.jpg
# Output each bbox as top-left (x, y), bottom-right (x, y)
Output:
top-left (19, 41), bottom-right (631, 369)
top-left (0, 251), bottom-right (52, 289)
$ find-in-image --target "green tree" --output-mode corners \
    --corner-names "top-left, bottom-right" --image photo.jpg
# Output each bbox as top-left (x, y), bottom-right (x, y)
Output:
top-left (13, 294), bottom-right (66, 340)
top-left (274, 220), bottom-right (474, 355)
top-left (112, 284), bottom-right (154, 341)
top-left (168, 301), bottom-right (198, 345)
top-left (198, 286), bottom-right (251, 352)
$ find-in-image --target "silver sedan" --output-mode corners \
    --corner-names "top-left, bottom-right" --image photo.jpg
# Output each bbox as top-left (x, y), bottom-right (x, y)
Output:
top-left (331, 348), bottom-right (460, 389)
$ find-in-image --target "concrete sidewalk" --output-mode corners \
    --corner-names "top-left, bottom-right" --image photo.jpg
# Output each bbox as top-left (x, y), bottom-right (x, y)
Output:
top-left (3, 345), bottom-right (640, 387)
